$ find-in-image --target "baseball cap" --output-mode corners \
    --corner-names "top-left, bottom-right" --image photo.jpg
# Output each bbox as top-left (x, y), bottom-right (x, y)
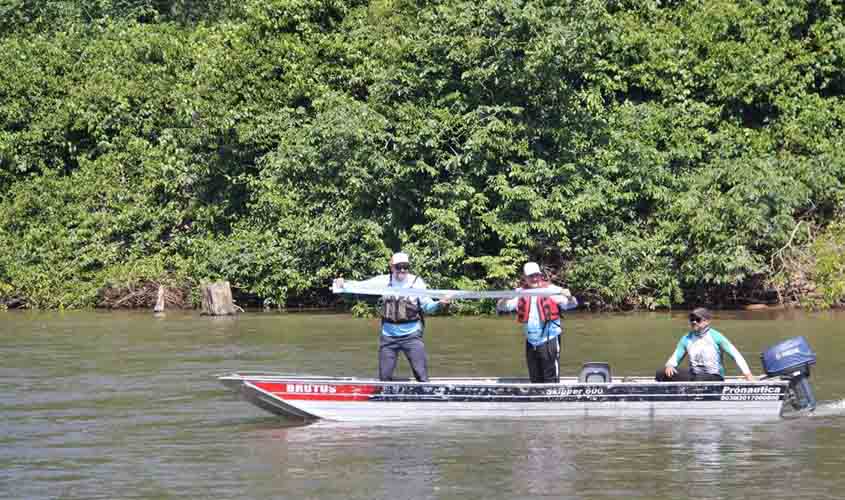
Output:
top-left (690, 307), bottom-right (712, 321)
top-left (523, 262), bottom-right (542, 276)
top-left (391, 252), bottom-right (410, 265)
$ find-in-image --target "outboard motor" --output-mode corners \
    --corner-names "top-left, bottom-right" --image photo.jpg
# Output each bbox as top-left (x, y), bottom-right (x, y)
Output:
top-left (761, 336), bottom-right (817, 411)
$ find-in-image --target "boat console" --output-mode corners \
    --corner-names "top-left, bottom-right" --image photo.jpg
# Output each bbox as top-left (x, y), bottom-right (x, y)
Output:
top-left (579, 362), bottom-right (612, 383)
top-left (761, 336), bottom-right (817, 411)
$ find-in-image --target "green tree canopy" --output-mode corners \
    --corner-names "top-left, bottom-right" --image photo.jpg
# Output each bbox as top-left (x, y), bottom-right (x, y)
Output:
top-left (1, 0), bottom-right (844, 309)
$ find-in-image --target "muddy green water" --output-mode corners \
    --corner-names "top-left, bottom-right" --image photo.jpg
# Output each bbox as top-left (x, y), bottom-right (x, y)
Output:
top-left (2, 310), bottom-right (844, 499)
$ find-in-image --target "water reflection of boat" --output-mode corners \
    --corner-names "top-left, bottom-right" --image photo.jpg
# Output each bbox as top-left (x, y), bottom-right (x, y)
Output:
top-left (219, 337), bottom-right (818, 423)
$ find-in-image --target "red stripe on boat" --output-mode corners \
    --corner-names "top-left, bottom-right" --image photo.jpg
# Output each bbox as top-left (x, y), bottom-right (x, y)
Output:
top-left (253, 381), bottom-right (378, 401)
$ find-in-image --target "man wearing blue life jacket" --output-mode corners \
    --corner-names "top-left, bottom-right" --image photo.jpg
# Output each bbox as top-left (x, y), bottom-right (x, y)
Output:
top-left (333, 252), bottom-right (449, 382)
top-left (656, 307), bottom-right (755, 382)
top-left (496, 262), bottom-right (578, 383)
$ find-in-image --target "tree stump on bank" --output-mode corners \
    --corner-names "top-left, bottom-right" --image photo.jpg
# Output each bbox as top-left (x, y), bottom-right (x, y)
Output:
top-left (201, 281), bottom-right (238, 316)
top-left (153, 285), bottom-right (166, 313)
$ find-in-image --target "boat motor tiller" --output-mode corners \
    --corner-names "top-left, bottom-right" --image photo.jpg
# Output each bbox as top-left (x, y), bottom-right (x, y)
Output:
top-left (760, 336), bottom-right (817, 411)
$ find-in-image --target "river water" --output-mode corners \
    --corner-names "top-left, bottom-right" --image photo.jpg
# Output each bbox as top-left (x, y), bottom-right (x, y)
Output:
top-left (2, 310), bottom-right (844, 499)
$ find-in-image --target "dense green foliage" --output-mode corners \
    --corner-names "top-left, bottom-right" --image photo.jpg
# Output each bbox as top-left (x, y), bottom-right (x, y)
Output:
top-left (1, 0), bottom-right (844, 309)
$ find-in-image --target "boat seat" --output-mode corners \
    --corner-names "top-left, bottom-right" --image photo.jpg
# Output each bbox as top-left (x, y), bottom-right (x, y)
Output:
top-left (578, 362), bottom-right (612, 383)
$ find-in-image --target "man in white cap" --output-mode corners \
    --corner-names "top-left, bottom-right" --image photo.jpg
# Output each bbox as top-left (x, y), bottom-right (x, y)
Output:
top-left (496, 262), bottom-right (577, 383)
top-left (333, 252), bottom-right (449, 382)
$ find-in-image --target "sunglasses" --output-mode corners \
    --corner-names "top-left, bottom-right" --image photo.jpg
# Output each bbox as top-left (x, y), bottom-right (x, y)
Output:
top-left (394, 264), bottom-right (410, 271)
top-left (527, 273), bottom-right (543, 279)
top-left (689, 316), bottom-right (705, 323)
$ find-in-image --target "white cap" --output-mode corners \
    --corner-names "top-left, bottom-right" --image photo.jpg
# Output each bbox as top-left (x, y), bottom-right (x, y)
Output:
top-left (523, 262), bottom-right (541, 276)
top-left (391, 252), bottom-right (410, 265)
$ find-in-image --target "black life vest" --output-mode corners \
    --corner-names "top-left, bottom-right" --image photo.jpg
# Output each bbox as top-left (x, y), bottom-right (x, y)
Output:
top-left (380, 276), bottom-right (423, 324)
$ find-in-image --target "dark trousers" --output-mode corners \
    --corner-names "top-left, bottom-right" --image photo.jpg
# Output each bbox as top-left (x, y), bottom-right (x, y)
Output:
top-left (655, 368), bottom-right (724, 382)
top-left (526, 336), bottom-right (560, 383)
top-left (379, 334), bottom-right (428, 382)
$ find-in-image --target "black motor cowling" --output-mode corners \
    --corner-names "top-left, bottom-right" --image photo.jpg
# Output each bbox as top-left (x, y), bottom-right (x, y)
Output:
top-left (761, 336), bottom-right (817, 411)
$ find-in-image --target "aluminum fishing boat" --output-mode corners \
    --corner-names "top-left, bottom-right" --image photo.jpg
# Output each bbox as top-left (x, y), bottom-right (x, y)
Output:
top-left (219, 337), bottom-right (818, 423)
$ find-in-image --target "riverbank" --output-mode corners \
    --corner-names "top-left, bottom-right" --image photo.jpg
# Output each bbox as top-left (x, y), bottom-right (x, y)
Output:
top-left (3, 292), bottom-right (840, 313)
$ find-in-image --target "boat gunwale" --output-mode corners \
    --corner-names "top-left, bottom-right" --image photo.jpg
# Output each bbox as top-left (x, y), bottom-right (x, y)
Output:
top-left (219, 372), bottom-right (790, 388)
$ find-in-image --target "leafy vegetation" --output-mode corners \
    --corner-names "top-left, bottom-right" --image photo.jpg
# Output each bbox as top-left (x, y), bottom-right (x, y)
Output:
top-left (1, 0), bottom-right (844, 309)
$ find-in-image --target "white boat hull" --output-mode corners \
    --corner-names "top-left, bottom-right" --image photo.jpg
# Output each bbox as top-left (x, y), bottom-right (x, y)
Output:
top-left (220, 374), bottom-right (790, 423)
